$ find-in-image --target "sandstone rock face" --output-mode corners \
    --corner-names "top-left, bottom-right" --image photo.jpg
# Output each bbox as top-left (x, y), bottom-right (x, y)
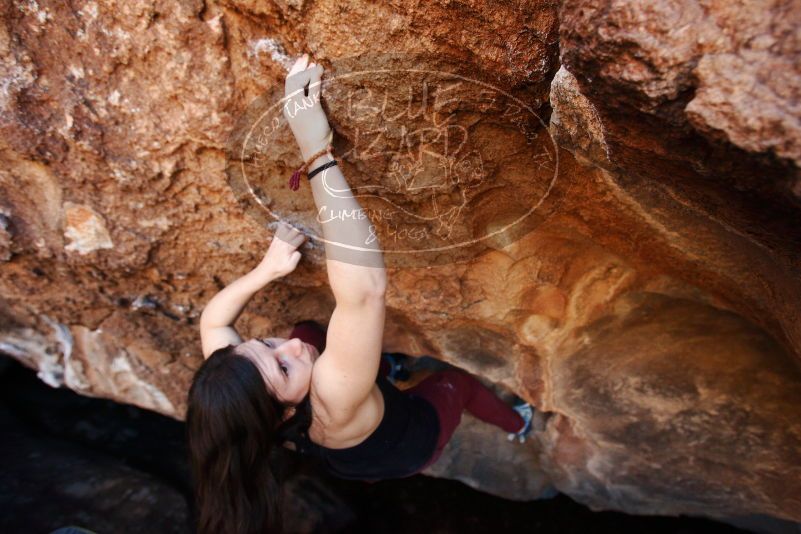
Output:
top-left (2, 0), bottom-right (800, 524)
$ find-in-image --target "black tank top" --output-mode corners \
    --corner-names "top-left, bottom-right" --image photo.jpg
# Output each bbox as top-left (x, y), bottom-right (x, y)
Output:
top-left (293, 373), bottom-right (440, 480)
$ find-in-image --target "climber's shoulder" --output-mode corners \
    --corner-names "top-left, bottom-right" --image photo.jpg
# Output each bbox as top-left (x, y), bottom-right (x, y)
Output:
top-left (308, 379), bottom-right (384, 448)
top-left (199, 325), bottom-right (243, 359)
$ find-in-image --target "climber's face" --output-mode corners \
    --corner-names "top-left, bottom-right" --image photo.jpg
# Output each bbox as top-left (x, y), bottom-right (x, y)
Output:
top-left (235, 337), bottom-right (319, 406)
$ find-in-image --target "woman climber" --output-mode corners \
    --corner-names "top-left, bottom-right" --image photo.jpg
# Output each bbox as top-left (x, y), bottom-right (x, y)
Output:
top-left (186, 53), bottom-right (536, 534)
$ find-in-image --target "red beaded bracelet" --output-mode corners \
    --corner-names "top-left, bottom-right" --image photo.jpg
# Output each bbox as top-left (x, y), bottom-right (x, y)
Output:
top-left (288, 144), bottom-right (333, 191)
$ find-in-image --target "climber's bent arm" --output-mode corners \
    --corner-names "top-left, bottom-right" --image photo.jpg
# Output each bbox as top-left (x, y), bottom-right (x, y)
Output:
top-left (199, 268), bottom-right (275, 359)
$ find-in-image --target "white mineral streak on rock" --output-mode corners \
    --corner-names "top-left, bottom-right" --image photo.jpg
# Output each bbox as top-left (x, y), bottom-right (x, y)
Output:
top-left (205, 13), bottom-right (223, 34)
top-left (63, 202), bottom-right (114, 255)
top-left (61, 334), bottom-right (91, 392)
top-left (17, 0), bottom-right (49, 23)
top-left (0, 341), bottom-right (27, 358)
top-left (0, 207), bottom-right (11, 261)
top-left (138, 215), bottom-right (171, 230)
top-left (80, 2), bottom-right (99, 21)
top-left (248, 38), bottom-right (294, 72)
top-left (0, 319), bottom-right (66, 388)
top-left (109, 353), bottom-right (175, 414)
top-left (35, 351), bottom-right (63, 387)
top-left (0, 60), bottom-right (36, 113)
top-left (40, 315), bottom-right (87, 390)
top-left (68, 65), bottom-right (85, 79)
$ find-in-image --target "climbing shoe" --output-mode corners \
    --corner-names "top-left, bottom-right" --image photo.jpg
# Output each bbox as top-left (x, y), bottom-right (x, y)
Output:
top-left (507, 401), bottom-right (534, 443)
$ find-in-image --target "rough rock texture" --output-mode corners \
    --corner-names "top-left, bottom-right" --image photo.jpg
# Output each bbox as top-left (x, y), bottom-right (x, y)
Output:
top-left (2, 0), bottom-right (801, 524)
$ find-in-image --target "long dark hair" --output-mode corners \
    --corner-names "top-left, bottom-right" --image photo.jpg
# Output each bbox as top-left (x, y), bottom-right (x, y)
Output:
top-left (186, 344), bottom-right (313, 534)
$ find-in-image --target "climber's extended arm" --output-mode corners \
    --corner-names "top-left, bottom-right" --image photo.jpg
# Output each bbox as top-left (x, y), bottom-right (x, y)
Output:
top-left (283, 54), bottom-right (386, 294)
top-left (282, 53), bottom-right (388, 419)
top-left (298, 140), bottom-right (388, 419)
top-left (198, 222), bottom-right (307, 359)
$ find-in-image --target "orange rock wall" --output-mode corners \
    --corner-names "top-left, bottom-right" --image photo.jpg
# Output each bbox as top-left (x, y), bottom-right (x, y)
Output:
top-left (1, 0), bottom-right (799, 521)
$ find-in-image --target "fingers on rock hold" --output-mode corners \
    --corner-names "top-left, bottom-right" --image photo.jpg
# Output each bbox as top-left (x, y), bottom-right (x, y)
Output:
top-left (288, 55), bottom-right (307, 77)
